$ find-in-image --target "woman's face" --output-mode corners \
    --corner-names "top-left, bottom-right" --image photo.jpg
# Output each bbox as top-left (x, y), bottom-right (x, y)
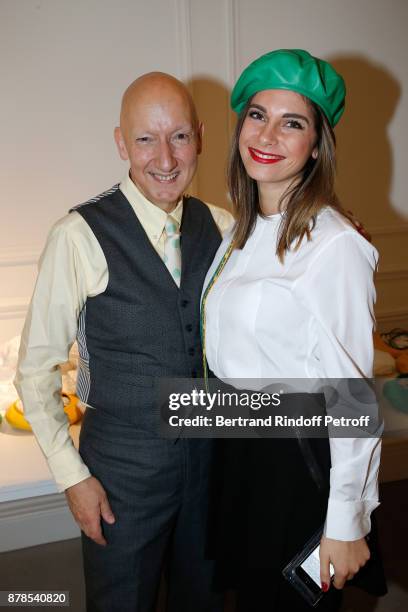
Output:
top-left (238, 89), bottom-right (318, 197)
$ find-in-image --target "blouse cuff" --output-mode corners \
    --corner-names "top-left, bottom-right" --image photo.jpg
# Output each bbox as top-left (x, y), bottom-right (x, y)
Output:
top-left (324, 498), bottom-right (380, 541)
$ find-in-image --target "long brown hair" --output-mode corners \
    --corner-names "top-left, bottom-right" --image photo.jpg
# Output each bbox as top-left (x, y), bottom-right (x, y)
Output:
top-left (228, 95), bottom-right (347, 261)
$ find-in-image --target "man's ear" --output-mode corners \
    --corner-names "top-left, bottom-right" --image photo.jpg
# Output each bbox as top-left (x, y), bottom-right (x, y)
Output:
top-left (196, 122), bottom-right (204, 155)
top-left (114, 127), bottom-right (129, 161)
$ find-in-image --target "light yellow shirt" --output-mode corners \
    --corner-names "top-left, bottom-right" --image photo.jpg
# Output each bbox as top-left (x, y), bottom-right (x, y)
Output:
top-left (120, 173), bottom-right (184, 260)
top-left (14, 175), bottom-right (233, 492)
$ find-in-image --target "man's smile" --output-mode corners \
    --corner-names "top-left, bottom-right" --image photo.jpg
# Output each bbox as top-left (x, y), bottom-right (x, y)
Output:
top-left (149, 171), bottom-right (180, 183)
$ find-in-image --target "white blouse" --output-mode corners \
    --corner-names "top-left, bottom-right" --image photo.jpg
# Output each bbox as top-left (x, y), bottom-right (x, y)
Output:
top-left (203, 207), bottom-right (381, 541)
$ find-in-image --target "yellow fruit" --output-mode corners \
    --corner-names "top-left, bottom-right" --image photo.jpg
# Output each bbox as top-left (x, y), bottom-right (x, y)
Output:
top-left (5, 394), bottom-right (82, 431)
top-left (62, 393), bottom-right (82, 424)
top-left (5, 400), bottom-right (32, 431)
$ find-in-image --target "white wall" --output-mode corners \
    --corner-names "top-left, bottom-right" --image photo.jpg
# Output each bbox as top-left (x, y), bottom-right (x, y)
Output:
top-left (1, 0), bottom-right (407, 343)
top-left (0, 0), bottom-right (194, 342)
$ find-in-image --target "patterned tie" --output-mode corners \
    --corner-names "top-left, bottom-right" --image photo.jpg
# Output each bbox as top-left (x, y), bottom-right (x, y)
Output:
top-left (163, 214), bottom-right (182, 286)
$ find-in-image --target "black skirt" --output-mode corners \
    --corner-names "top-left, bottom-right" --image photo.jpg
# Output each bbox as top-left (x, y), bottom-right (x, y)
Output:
top-left (206, 394), bottom-right (386, 611)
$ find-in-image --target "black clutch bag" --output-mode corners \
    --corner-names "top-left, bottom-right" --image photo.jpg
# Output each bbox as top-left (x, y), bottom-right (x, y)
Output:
top-left (282, 527), bottom-right (331, 607)
top-left (282, 519), bottom-right (387, 608)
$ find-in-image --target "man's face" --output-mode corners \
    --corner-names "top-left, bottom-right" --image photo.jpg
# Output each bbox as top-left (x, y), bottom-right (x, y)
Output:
top-left (115, 88), bottom-right (202, 211)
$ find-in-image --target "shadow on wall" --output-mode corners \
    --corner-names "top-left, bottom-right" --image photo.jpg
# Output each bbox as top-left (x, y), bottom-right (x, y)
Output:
top-left (329, 54), bottom-right (403, 227)
top-left (187, 76), bottom-right (235, 211)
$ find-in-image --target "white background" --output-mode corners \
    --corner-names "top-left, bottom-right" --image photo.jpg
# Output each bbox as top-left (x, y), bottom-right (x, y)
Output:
top-left (1, 0), bottom-right (407, 342)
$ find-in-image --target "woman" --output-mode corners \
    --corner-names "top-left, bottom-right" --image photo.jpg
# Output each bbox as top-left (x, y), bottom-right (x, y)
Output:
top-left (201, 49), bottom-right (383, 611)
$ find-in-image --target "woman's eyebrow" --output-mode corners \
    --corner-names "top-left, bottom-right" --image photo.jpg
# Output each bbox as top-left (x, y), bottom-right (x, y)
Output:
top-left (249, 104), bottom-right (310, 125)
top-left (249, 103), bottom-right (267, 112)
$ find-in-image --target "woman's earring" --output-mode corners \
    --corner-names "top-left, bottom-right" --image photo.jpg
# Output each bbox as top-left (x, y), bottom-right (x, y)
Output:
top-left (312, 149), bottom-right (318, 160)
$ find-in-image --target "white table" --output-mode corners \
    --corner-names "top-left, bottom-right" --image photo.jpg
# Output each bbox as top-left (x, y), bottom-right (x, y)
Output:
top-left (0, 420), bottom-right (80, 551)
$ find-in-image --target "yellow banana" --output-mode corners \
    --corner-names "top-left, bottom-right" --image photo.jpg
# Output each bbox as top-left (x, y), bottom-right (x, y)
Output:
top-left (5, 400), bottom-right (32, 431)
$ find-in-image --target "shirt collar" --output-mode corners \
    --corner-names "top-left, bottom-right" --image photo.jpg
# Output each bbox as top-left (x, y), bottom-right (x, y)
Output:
top-left (119, 173), bottom-right (183, 247)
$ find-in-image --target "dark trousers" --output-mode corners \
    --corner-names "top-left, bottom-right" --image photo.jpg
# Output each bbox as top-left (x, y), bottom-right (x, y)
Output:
top-left (79, 408), bottom-right (222, 612)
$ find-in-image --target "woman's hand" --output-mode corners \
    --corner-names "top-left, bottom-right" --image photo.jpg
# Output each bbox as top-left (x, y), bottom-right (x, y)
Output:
top-left (319, 535), bottom-right (370, 591)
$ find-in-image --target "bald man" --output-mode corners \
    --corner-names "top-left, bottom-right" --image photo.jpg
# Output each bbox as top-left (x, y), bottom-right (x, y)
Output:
top-left (15, 73), bottom-right (232, 612)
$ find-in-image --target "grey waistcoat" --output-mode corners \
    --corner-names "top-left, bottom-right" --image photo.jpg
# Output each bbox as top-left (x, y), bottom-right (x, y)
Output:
top-left (71, 185), bottom-right (222, 427)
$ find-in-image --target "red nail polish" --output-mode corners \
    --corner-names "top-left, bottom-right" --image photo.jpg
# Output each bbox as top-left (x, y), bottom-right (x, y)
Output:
top-left (322, 582), bottom-right (329, 592)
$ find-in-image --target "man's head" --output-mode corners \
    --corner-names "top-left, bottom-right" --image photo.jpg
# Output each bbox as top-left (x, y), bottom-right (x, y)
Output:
top-left (114, 72), bottom-right (203, 212)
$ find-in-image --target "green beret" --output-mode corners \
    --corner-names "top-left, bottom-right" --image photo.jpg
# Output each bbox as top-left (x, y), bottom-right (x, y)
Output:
top-left (231, 49), bottom-right (345, 127)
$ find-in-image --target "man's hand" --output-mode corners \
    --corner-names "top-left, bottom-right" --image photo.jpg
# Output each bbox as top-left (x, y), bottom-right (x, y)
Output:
top-left (65, 476), bottom-right (115, 546)
top-left (319, 535), bottom-right (370, 591)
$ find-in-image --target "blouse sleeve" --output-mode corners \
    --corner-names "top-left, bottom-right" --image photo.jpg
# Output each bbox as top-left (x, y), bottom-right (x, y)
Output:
top-left (295, 231), bottom-right (382, 540)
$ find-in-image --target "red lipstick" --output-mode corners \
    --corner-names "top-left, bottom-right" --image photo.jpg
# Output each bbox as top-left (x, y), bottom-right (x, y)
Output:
top-left (248, 147), bottom-right (285, 164)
